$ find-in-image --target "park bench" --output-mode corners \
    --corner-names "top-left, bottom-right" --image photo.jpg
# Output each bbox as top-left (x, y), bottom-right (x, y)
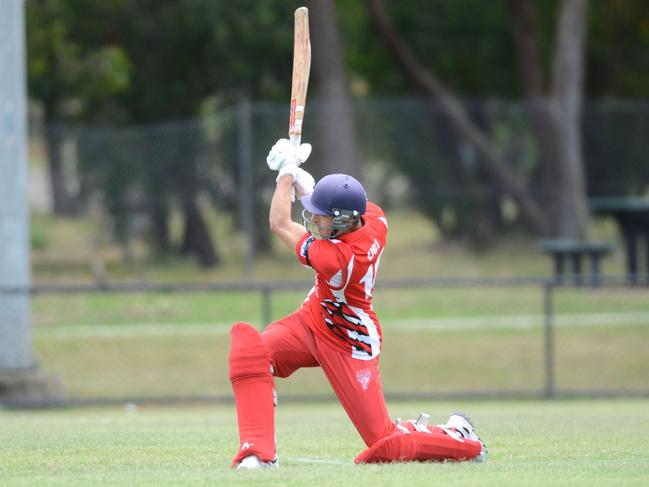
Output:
top-left (536, 239), bottom-right (615, 286)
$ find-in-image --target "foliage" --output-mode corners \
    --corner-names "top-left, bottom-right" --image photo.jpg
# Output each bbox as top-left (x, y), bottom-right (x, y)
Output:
top-left (587, 0), bottom-right (649, 97)
top-left (341, 0), bottom-right (520, 97)
top-left (584, 100), bottom-right (649, 196)
top-left (26, 0), bottom-right (131, 121)
top-left (25, 0), bottom-right (649, 256)
top-left (114, 0), bottom-right (295, 122)
top-left (339, 0), bottom-right (649, 99)
top-left (344, 0), bottom-right (649, 242)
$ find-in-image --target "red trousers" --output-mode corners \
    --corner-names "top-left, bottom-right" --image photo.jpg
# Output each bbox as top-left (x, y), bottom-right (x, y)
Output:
top-left (262, 307), bottom-right (395, 447)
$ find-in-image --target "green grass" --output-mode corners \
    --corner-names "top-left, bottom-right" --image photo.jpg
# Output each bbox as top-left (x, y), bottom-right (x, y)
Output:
top-left (30, 208), bottom-right (629, 283)
top-left (31, 285), bottom-right (649, 328)
top-left (1, 400), bottom-right (648, 486)
top-left (32, 323), bottom-right (649, 398)
top-left (29, 286), bottom-right (649, 398)
top-left (27, 205), bottom-right (646, 398)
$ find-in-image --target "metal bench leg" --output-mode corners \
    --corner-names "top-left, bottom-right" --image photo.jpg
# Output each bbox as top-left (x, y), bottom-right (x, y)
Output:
top-left (644, 233), bottom-right (649, 286)
top-left (621, 222), bottom-right (638, 284)
top-left (571, 253), bottom-right (583, 286)
top-left (591, 254), bottom-right (602, 287)
top-left (554, 255), bottom-right (565, 284)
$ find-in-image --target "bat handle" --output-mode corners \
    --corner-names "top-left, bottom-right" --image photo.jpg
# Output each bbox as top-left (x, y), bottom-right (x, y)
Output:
top-left (290, 134), bottom-right (301, 147)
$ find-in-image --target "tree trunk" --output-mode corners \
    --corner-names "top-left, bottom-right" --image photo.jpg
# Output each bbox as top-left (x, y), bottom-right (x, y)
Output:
top-left (173, 130), bottom-right (219, 268)
top-left (551, 0), bottom-right (590, 239)
top-left (506, 0), bottom-right (589, 238)
top-left (306, 0), bottom-right (362, 178)
top-left (505, 0), bottom-right (563, 235)
top-left (44, 117), bottom-right (75, 215)
top-left (150, 202), bottom-right (171, 253)
top-left (180, 196), bottom-right (219, 268)
top-left (366, 0), bottom-right (550, 235)
top-left (253, 197), bottom-right (273, 255)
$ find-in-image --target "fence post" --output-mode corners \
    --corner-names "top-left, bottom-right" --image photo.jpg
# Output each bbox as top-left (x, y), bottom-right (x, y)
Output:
top-left (543, 281), bottom-right (556, 399)
top-left (0, 1), bottom-right (64, 402)
top-left (0, 0), bottom-right (32, 372)
top-left (238, 97), bottom-right (255, 279)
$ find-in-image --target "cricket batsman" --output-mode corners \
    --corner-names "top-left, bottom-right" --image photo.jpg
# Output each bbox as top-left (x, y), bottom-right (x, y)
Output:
top-left (228, 138), bottom-right (488, 469)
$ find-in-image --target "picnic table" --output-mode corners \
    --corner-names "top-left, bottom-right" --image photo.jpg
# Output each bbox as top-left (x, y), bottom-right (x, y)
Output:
top-left (590, 197), bottom-right (649, 284)
top-left (536, 238), bottom-right (614, 285)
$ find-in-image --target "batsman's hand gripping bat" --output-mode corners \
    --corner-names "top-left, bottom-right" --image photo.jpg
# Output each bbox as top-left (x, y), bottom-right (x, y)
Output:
top-left (289, 7), bottom-right (311, 147)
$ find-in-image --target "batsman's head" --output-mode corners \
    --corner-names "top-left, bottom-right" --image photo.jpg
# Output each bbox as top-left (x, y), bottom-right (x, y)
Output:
top-left (301, 173), bottom-right (367, 239)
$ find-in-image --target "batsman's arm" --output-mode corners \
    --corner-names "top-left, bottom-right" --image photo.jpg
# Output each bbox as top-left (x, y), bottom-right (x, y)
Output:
top-left (269, 175), bottom-right (306, 250)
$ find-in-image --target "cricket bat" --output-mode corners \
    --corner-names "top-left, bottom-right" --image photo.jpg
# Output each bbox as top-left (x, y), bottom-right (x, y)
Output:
top-left (289, 7), bottom-right (311, 147)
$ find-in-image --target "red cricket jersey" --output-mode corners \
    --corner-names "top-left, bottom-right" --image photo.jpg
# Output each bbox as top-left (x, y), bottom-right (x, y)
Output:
top-left (295, 201), bottom-right (388, 360)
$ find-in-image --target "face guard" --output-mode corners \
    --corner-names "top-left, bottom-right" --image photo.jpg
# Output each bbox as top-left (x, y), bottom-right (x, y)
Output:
top-left (300, 174), bottom-right (367, 239)
top-left (301, 208), bottom-right (360, 240)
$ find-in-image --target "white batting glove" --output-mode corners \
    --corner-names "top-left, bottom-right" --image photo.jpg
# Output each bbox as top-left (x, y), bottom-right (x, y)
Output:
top-left (294, 168), bottom-right (315, 197)
top-left (276, 163), bottom-right (299, 183)
top-left (276, 166), bottom-right (314, 202)
top-left (266, 138), bottom-right (312, 171)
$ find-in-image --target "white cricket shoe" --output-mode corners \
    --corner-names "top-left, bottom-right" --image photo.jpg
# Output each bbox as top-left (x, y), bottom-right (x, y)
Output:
top-left (445, 412), bottom-right (488, 463)
top-left (236, 455), bottom-right (279, 470)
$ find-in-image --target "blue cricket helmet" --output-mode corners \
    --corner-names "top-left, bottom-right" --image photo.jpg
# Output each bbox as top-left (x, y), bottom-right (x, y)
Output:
top-left (301, 173), bottom-right (367, 217)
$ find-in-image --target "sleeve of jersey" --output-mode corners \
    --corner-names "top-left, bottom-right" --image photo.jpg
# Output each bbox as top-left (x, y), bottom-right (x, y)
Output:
top-left (296, 233), bottom-right (315, 268)
top-left (295, 235), bottom-right (344, 282)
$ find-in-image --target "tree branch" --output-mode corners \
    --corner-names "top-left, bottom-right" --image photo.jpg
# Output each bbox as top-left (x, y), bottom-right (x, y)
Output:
top-left (366, 0), bottom-right (550, 234)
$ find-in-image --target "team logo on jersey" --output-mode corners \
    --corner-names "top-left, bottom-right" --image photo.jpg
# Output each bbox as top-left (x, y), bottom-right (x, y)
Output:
top-left (299, 236), bottom-right (315, 268)
top-left (320, 299), bottom-right (372, 356)
top-left (355, 368), bottom-right (372, 391)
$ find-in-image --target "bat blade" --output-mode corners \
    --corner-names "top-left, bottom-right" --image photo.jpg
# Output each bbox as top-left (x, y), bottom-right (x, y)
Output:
top-left (289, 6), bottom-right (311, 146)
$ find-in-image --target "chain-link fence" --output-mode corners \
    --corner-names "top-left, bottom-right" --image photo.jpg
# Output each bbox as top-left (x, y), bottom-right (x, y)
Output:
top-left (28, 98), bottom-right (649, 276)
top-left (1, 277), bottom-right (648, 406)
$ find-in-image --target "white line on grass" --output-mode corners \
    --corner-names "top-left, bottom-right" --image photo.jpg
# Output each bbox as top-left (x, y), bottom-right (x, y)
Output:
top-left (34, 323), bottom-right (237, 338)
top-left (390, 311), bottom-right (649, 331)
top-left (33, 311), bottom-right (649, 339)
top-left (287, 457), bottom-right (351, 466)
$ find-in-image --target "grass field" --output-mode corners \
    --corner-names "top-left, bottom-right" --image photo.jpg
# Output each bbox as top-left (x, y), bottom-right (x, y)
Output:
top-left (28, 284), bottom-right (649, 398)
top-left (11, 210), bottom-right (649, 485)
top-left (28, 207), bottom-right (648, 398)
top-left (1, 399), bottom-right (648, 486)
top-left (30, 207), bottom-right (627, 283)
top-left (31, 321), bottom-right (649, 398)
top-left (31, 285), bottom-right (649, 327)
